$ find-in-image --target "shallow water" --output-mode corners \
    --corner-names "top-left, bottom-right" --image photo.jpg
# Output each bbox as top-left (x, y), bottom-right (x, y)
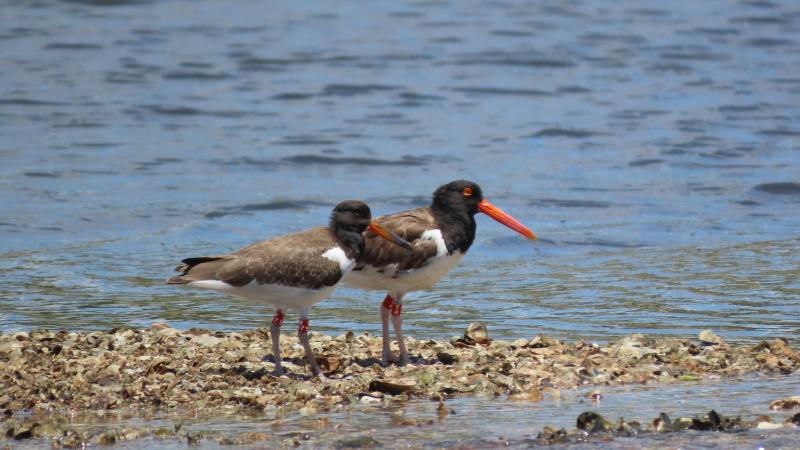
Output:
top-left (1, 0), bottom-right (799, 447)
top-left (6, 375), bottom-right (800, 449)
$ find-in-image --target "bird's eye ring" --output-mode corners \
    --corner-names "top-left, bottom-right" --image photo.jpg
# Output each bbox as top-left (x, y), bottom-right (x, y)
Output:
top-left (463, 187), bottom-right (473, 197)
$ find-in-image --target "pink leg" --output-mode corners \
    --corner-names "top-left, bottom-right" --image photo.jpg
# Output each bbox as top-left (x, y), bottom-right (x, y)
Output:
top-left (380, 295), bottom-right (397, 366)
top-left (270, 310), bottom-right (285, 375)
top-left (297, 313), bottom-right (322, 377)
top-left (389, 296), bottom-right (411, 365)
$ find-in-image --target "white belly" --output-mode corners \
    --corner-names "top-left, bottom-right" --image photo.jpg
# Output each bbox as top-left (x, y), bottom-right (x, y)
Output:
top-left (186, 245), bottom-right (355, 311)
top-left (344, 251), bottom-right (465, 295)
top-left (188, 280), bottom-right (337, 310)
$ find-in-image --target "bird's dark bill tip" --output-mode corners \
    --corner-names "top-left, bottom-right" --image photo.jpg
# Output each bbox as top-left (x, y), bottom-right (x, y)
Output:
top-left (368, 221), bottom-right (414, 250)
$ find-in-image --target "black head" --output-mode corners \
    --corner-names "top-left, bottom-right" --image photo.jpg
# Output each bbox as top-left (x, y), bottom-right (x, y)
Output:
top-left (432, 179), bottom-right (538, 243)
top-left (431, 180), bottom-right (484, 215)
top-left (329, 200), bottom-right (413, 258)
top-left (330, 200), bottom-right (373, 234)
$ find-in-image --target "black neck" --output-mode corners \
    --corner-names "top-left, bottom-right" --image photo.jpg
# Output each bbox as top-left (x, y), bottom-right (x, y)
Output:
top-left (329, 226), bottom-right (364, 260)
top-left (430, 203), bottom-right (476, 254)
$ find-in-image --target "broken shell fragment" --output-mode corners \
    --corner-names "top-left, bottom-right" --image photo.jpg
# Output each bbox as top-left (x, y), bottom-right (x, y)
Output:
top-left (698, 330), bottom-right (725, 346)
top-left (770, 397), bottom-right (800, 411)
top-left (436, 352), bottom-right (458, 365)
top-left (576, 412), bottom-right (615, 433)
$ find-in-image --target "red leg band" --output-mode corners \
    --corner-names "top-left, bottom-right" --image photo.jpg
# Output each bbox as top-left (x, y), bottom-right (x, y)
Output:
top-left (272, 311), bottom-right (284, 327)
top-left (391, 302), bottom-right (402, 316)
top-left (382, 295), bottom-right (394, 310)
top-left (298, 319), bottom-right (309, 334)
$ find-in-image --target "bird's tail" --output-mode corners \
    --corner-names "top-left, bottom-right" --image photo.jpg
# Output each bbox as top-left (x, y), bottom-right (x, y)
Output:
top-left (166, 256), bottom-right (224, 284)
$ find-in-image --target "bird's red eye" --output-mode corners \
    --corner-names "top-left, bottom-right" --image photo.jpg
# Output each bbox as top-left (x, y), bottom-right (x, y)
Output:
top-left (463, 187), bottom-right (473, 197)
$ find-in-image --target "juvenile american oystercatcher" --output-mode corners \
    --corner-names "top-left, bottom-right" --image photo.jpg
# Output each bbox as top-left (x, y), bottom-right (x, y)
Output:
top-left (167, 200), bottom-right (412, 377)
top-left (344, 180), bottom-right (536, 365)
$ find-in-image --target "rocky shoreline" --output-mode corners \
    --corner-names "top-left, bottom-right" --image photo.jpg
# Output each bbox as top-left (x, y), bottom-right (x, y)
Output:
top-left (1, 324), bottom-right (799, 447)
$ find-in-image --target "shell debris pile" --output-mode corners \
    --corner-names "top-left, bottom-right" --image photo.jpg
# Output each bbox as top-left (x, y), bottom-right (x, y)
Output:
top-left (1, 324), bottom-right (798, 415)
top-left (1, 324), bottom-right (799, 446)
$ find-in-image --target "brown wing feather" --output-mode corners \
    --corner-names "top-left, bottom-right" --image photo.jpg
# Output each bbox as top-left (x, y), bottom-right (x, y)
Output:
top-left (168, 227), bottom-right (342, 289)
top-left (357, 207), bottom-right (440, 271)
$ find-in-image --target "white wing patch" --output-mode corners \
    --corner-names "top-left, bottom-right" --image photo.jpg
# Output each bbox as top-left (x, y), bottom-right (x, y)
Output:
top-left (322, 246), bottom-right (356, 274)
top-left (421, 229), bottom-right (448, 257)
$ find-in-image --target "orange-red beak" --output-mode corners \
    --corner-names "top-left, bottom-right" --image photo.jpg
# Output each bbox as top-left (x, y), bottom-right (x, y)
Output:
top-left (368, 221), bottom-right (414, 251)
top-left (477, 199), bottom-right (537, 240)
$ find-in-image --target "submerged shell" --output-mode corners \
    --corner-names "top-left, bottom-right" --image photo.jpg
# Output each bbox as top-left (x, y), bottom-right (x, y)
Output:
top-left (770, 397), bottom-right (800, 411)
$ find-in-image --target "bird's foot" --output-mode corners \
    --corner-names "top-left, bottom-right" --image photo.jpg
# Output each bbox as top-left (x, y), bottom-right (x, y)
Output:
top-left (307, 364), bottom-right (329, 382)
top-left (313, 372), bottom-right (330, 383)
top-left (381, 350), bottom-right (398, 367)
top-left (397, 354), bottom-right (412, 367)
top-left (306, 357), bottom-right (324, 379)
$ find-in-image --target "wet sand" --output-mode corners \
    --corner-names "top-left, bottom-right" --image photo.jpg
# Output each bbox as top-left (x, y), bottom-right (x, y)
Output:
top-left (2, 324), bottom-right (798, 447)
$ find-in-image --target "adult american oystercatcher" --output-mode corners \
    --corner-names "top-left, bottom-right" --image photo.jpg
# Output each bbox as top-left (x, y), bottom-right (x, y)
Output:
top-left (167, 200), bottom-right (412, 377)
top-left (344, 180), bottom-right (536, 365)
